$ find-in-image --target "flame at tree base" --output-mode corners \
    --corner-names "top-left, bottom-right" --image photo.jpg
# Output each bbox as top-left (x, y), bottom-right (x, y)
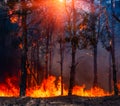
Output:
top-left (26, 76), bottom-right (68, 97)
top-left (0, 76), bottom-right (119, 97)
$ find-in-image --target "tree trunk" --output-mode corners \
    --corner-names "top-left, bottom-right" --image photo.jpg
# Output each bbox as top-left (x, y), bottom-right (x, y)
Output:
top-left (68, 0), bottom-right (76, 96)
top-left (49, 34), bottom-right (52, 75)
top-left (111, 47), bottom-right (118, 95)
top-left (68, 46), bottom-right (76, 95)
top-left (109, 53), bottom-right (112, 93)
top-left (20, 10), bottom-right (27, 96)
top-left (93, 45), bottom-right (98, 87)
top-left (90, 0), bottom-right (98, 88)
top-left (111, 0), bottom-right (118, 95)
top-left (59, 38), bottom-right (64, 95)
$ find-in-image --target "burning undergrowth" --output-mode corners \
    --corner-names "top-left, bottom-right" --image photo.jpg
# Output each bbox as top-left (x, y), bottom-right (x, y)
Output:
top-left (0, 75), bottom-right (119, 98)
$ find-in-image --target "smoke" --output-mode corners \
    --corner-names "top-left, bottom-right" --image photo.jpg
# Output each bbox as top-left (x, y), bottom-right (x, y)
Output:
top-left (51, 42), bottom-right (120, 91)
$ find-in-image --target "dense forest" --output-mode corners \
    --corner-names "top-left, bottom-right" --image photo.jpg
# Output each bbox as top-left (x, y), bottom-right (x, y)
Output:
top-left (0, 0), bottom-right (120, 97)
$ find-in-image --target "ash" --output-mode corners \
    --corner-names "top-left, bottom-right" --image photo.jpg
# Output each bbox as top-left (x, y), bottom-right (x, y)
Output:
top-left (0, 95), bottom-right (120, 106)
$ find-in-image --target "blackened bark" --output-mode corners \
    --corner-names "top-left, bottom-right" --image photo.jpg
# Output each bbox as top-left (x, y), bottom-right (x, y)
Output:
top-left (111, 47), bottom-right (118, 95)
top-left (68, 46), bottom-right (76, 95)
top-left (112, 13), bottom-right (120, 23)
top-left (20, 11), bottom-right (27, 96)
top-left (60, 38), bottom-right (64, 95)
top-left (109, 53), bottom-right (112, 93)
top-left (49, 34), bottom-right (52, 75)
top-left (68, 0), bottom-right (76, 96)
top-left (111, 0), bottom-right (118, 95)
top-left (110, 43), bottom-right (118, 95)
top-left (49, 48), bottom-right (52, 75)
top-left (90, 0), bottom-right (98, 88)
top-left (93, 45), bottom-right (98, 87)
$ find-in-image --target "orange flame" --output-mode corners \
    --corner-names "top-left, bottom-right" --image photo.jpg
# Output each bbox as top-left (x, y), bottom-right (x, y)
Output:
top-left (0, 75), bottom-right (119, 97)
top-left (0, 77), bottom-right (19, 97)
top-left (10, 15), bottom-right (18, 23)
top-left (117, 82), bottom-right (120, 92)
top-left (18, 43), bottom-right (23, 49)
top-left (26, 76), bottom-right (67, 97)
top-left (72, 85), bottom-right (111, 97)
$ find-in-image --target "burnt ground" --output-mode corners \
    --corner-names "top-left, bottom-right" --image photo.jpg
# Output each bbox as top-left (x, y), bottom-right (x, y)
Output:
top-left (0, 95), bottom-right (120, 106)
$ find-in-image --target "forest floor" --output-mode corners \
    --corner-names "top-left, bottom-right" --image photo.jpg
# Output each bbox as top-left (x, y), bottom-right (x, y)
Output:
top-left (0, 95), bottom-right (120, 106)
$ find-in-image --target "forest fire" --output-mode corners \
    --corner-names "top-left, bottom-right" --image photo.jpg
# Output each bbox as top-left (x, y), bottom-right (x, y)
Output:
top-left (0, 75), bottom-right (119, 97)
top-left (0, 1), bottom-right (120, 106)
top-left (0, 77), bottom-right (19, 97)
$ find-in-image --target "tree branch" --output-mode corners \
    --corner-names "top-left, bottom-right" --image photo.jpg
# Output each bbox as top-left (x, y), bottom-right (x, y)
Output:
top-left (112, 14), bottom-right (120, 23)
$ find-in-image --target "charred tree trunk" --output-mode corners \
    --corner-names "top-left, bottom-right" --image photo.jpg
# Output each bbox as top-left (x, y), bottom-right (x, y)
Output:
top-left (111, 0), bottom-right (118, 95)
top-left (59, 38), bottom-right (64, 95)
top-left (109, 53), bottom-right (112, 93)
top-left (49, 48), bottom-right (52, 75)
top-left (20, 10), bottom-right (27, 96)
top-left (68, 0), bottom-right (76, 96)
top-left (68, 45), bottom-right (76, 95)
top-left (93, 45), bottom-right (98, 87)
top-left (36, 41), bottom-right (41, 85)
top-left (111, 45), bottom-right (118, 95)
top-left (49, 34), bottom-right (52, 75)
top-left (33, 46), bottom-right (36, 80)
top-left (91, 17), bottom-right (98, 88)
top-left (90, 0), bottom-right (98, 88)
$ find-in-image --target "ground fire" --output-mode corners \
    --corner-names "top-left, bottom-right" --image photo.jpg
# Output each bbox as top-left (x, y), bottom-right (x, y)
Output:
top-left (0, 75), bottom-right (119, 97)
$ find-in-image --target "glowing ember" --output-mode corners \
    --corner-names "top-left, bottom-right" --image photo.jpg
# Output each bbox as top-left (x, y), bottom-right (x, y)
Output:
top-left (10, 15), bottom-right (18, 23)
top-left (0, 75), bottom-right (117, 97)
top-left (18, 43), bottom-right (23, 49)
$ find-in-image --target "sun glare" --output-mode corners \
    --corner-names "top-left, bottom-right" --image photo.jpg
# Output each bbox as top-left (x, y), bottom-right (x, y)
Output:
top-left (59, 0), bottom-right (63, 2)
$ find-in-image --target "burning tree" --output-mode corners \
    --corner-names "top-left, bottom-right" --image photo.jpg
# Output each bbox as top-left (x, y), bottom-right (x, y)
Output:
top-left (90, 0), bottom-right (98, 88)
top-left (64, 0), bottom-right (93, 95)
top-left (64, 0), bottom-right (77, 96)
top-left (57, 31), bottom-right (65, 95)
top-left (99, 0), bottom-right (119, 95)
top-left (111, 0), bottom-right (119, 95)
top-left (5, 0), bottom-right (35, 96)
top-left (64, 0), bottom-right (117, 95)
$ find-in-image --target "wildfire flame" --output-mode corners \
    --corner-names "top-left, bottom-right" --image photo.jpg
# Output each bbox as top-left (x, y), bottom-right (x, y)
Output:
top-left (117, 81), bottom-right (120, 91)
top-left (0, 77), bottom-right (19, 97)
top-left (26, 76), bottom-right (67, 97)
top-left (72, 85), bottom-right (111, 97)
top-left (0, 75), bottom-right (119, 97)
top-left (10, 15), bottom-right (18, 23)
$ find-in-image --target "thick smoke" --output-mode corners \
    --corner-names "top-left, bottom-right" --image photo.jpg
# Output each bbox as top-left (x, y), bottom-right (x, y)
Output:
top-left (52, 42), bottom-right (120, 91)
